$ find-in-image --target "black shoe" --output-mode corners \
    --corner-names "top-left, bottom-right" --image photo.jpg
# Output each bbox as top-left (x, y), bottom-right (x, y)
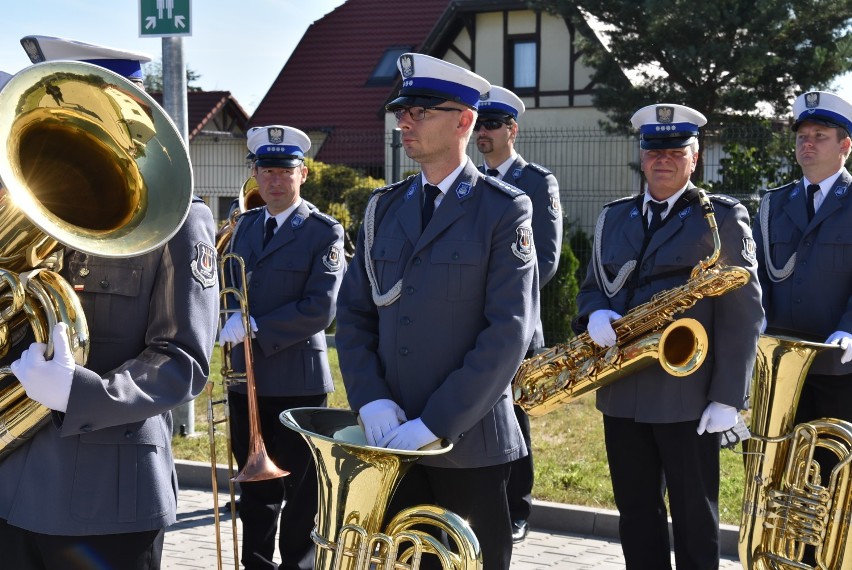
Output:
top-left (511, 519), bottom-right (529, 543)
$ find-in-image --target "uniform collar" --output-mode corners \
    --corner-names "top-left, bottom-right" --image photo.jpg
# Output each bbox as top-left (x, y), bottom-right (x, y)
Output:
top-left (642, 185), bottom-right (688, 219)
top-left (802, 167), bottom-right (844, 201)
top-left (483, 151), bottom-right (518, 178)
top-left (265, 197), bottom-right (303, 228)
top-left (422, 160), bottom-right (467, 195)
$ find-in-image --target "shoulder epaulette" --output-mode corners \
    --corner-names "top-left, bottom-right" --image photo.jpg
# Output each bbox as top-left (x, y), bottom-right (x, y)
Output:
top-left (191, 195), bottom-right (205, 204)
top-left (371, 174), bottom-right (417, 196)
top-left (604, 195), bottom-right (637, 208)
top-left (310, 209), bottom-right (341, 227)
top-left (484, 176), bottom-right (524, 198)
top-left (526, 162), bottom-right (553, 176)
top-left (763, 180), bottom-right (798, 195)
top-left (708, 193), bottom-right (741, 208)
top-left (238, 206), bottom-right (264, 219)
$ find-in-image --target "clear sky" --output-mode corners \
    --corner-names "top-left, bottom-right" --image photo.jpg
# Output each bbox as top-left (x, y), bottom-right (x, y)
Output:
top-left (3, 1), bottom-right (852, 119)
top-left (3, 0), bottom-right (348, 115)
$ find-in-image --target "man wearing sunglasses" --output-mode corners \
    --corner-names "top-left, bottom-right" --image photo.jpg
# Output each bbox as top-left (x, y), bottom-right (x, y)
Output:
top-left (476, 85), bottom-right (563, 544)
top-left (335, 53), bottom-right (539, 569)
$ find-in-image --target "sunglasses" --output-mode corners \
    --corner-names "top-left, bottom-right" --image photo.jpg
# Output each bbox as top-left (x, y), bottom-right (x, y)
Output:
top-left (474, 119), bottom-right (509, 131)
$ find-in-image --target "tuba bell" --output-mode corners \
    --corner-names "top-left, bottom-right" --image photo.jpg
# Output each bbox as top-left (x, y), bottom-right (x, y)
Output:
top-left (739, 334), bottom-right (852, 569)
top-left (281, 407), bottom-right (482, 570)
top-left (0, 60), bottom-right (193, 459)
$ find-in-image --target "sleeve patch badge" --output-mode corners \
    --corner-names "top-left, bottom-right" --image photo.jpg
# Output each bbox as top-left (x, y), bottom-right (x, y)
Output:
top-left (511, 225), bottom-right (535, 263)
top-left (191, 242), bottom-right (217, 288)
top-left (741, 237), bottom-right (757, 264)
top-left (323, 245), bottom-right (343, 272)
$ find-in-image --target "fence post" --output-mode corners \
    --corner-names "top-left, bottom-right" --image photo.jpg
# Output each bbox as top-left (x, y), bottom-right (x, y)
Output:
top-left (391, 128), bottom-right (402, 182)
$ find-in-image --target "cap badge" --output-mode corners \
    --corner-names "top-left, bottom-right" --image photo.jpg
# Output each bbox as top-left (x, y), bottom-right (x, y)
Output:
top-left (656, 106), bottom-right (674, 124)
top-left (400, 55), bottom-right (414, 78)
top-left (805, 92), bottom-right (820, 109)
top-left (267, 127), bottom-right (284, 144)
top-left (21, 38), bottom-right (44, 63)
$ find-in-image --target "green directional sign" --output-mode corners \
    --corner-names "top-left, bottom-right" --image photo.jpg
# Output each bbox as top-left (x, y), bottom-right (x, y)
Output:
top-left (139, 0), bottom-right (192, 37)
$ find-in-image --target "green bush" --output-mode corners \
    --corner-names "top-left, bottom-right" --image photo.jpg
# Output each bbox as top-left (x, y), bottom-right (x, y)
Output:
top-left (541, 232), bottom-right (580, 346)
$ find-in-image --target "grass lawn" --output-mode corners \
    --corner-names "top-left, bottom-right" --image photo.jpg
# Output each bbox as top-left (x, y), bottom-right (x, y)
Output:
top-left (173, 345), bottom-right (746, 526)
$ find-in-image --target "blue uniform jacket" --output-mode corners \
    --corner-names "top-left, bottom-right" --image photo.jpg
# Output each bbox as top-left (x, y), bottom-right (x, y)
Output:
top-left (754, 170), bottom-right (852, 375)
top-left (577, 186), bottom-right (763, 422)
top-left (0, 197), bottom-right (219, 535)
top-left (481, 156), bottom-right (562, 350)
top-left (224, 200), bottom-right (344, 397)
top-left (335, 159), bottom-right (538, 468)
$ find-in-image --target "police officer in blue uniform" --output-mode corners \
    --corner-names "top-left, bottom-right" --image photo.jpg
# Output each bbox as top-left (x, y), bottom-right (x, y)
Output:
top-left (576, 104), bottom-right (763, 569)
top-left (754, 92), bottom-right (852, 511)
top-left (476, 85), bottom-right (562, 543)
top-left (220, 125), bottom-right (345, 570)
top-left (335, 53), bottom-right (538, 570)
top-left (0, 36), bottom-right (219, 570)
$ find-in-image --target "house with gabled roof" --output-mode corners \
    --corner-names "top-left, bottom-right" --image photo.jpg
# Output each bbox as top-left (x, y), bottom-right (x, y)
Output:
top-left (251, 0), bottom-right (647, 230)
top-left (151, 90), bottom-right (253, 219)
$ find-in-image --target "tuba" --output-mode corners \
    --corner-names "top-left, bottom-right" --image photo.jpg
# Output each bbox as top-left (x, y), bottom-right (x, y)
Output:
top-left (0, 61), bottom-right (192, 459)
top-left (513, 190), bottom-right (751, 416)
top-left (739, 334), bottom-right (852, 569)
top-left (281, 407), bottom-right (482, 570)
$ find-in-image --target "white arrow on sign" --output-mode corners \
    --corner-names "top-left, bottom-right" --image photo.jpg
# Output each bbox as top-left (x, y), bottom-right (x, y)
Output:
top-left (175, 15), bottom-right (186, 28)
top-left (145, 16), bottom-right (157, 29)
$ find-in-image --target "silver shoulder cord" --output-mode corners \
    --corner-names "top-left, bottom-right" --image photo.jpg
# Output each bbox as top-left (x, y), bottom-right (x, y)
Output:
top-left (364, 190), bottom-right (402, 307)
top-left (593, 206), bottom-right (636, 298)
top-left (758, 192), bottom-right (795, 282)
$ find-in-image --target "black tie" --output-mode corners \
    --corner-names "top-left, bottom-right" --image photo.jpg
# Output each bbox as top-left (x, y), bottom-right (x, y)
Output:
top-left (263, 217), bottom-right (277, 248)
top-left (806, 184), bottom-right (820, 222)
top-left (486, 168), bottom-right (500, 177)
top-left (647, 201), bottom-right (668, 233)
top-left (422, 184), bottom-right (441, 229)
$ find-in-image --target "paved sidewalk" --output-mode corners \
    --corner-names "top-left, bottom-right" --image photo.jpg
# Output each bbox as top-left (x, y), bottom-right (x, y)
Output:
top-left (165, 461), bottom-right (743, 569)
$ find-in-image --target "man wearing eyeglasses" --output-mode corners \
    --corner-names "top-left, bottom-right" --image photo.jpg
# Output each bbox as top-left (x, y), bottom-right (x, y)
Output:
top-left (335, 53), bottom-right (539, 569)
top-left (476, 85), bottom-right (562, 544)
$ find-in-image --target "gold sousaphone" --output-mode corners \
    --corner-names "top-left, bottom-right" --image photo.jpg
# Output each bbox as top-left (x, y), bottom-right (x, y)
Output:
top-left (281, 408), bottom-right (482, 570)
top-left (0, 61), bottom-right (192, 459)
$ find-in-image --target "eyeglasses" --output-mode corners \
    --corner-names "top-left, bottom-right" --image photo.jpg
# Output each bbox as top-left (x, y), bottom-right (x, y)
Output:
top-left (474, 119), bottom-right (509, 131)
top-left (393, 106), bottom-right (463, 122)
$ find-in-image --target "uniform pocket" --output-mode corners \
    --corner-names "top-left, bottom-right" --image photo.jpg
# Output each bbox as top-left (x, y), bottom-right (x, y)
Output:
top-left (371, 237), bottom-right (406, 292)
top-left (429, 241), bottom-right (483, 301)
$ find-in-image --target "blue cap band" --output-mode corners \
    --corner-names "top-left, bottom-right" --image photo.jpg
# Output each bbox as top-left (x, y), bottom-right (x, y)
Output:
top-left (479, 100), bottom-right (518, 118)
top-left (797, 109), bottom-right (852, 133)
top-left (255, 144), bottom-right (304, 158)
top-left (84, 58), bottom-right (144, 80)
top-left (639, 122), bottom-right (699, 137)
top-left (400, 76), bottom-right (481, 108)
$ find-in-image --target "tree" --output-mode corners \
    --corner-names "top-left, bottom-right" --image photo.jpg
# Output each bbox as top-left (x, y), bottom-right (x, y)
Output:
top-left (529, 0), bottom-right (852, 129)
top-left (142, 59), bottom-right (203, 92)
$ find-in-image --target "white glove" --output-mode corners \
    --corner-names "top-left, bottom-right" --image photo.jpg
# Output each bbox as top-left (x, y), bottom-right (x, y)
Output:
top-left (697, 401), bottom-right (738, 434)
top-left (826, 331), bottom-right (852, 364)
top-left (587, 310), bottom-right (622, 347)
top-left (378, 417), bottom-right (438, 451)
top-left (359, 399), bottom-right (408, 446)
top-left (11, 322), bottom-right (75, 413)
top-left (218, 313), bottom-right (258, 344)
top-left (720, 413), bottom-right (751, 449)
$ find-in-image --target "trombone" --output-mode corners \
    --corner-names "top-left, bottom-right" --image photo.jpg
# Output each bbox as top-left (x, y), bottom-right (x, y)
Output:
top-left (209, 251), bottom-right (289, 570)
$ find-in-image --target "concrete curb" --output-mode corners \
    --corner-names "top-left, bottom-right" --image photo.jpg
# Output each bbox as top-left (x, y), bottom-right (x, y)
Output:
top-left (176, 459), bottom-right (740, 558)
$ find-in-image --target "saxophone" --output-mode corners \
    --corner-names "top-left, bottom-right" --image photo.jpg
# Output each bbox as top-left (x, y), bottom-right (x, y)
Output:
top-left (513, 190), bottom-right (751, 417)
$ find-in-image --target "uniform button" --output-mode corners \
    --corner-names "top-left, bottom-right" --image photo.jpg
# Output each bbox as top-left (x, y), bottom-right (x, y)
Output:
top-left (400, 316), bottom-right (411, 325)
top-left (80, 425), bottom-right (93, 432)
top-left (399, 347), bottom-right (409, 356)
top-left (405, 286), bottom-right (415, 295)
top-left (257, 261), bottom-right (264, 268)
top-left (413, 257), bottom-right (421, 266)
top-left (452, 252), bottom-right (460, 260)
top-left (804, 240), bottom-right (812, 247)
top-left (99, 279), bottom-right (109, 289)
top-left (273, 344), bottom-right (280, 351)
top-left (794, 298), bottom-right (802, 304)
top-left (124, 430), bottom-right (134, 439)
top-left (641, 263), bottom-right (648, 271)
